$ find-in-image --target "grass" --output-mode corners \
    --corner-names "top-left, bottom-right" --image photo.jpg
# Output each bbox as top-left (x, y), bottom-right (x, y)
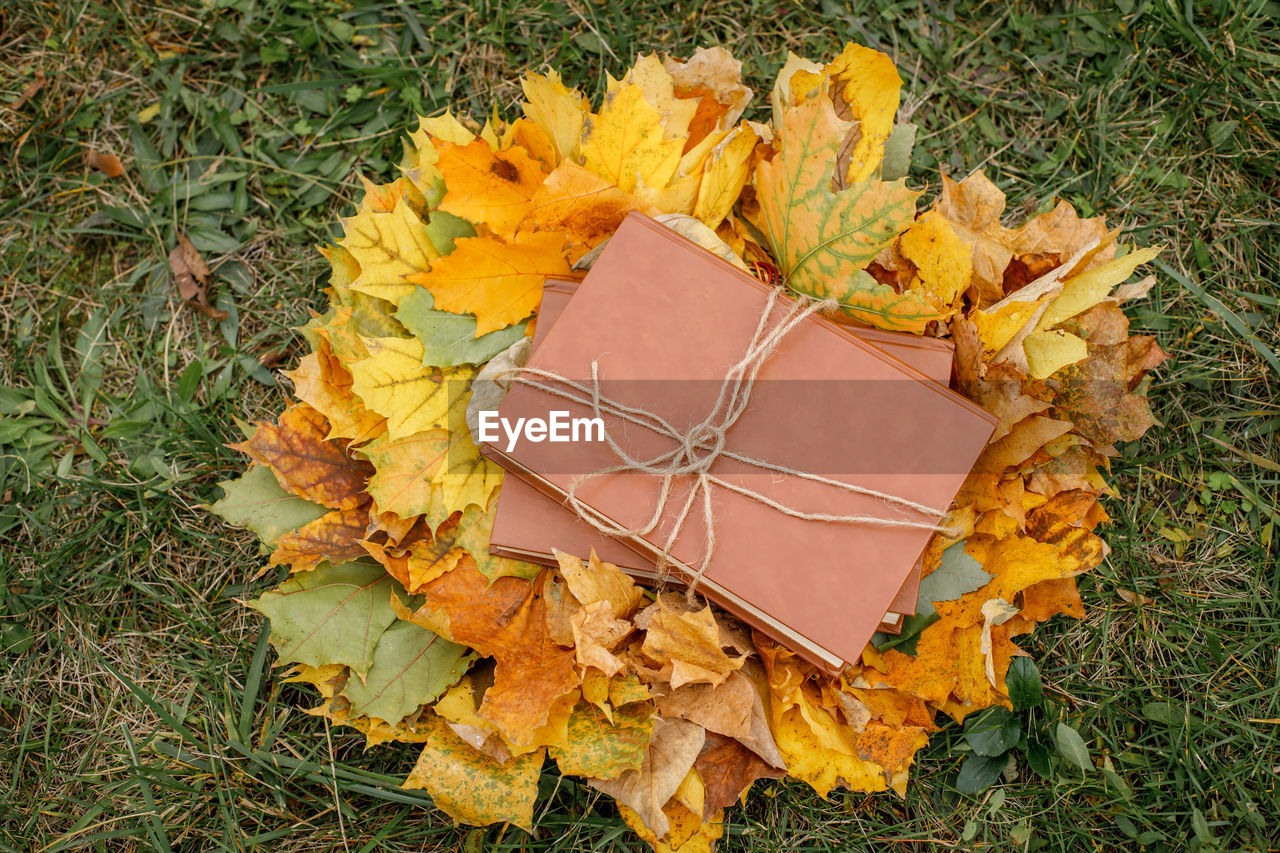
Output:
top-left (1, 0), bottom-right (1277, 849)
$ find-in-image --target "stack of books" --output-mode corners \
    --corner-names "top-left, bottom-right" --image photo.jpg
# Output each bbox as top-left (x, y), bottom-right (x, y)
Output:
top-left (480, 213), bottom-right (995, 673)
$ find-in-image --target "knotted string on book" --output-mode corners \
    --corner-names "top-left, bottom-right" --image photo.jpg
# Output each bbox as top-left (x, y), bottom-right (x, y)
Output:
top-left (500, 287), bottom-right (955, 600)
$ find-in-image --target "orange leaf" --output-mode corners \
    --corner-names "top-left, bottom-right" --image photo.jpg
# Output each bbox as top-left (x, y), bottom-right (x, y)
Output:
top-left (86, 149), bottom-right (124, 177)
top-left (401, 562), bottom-right (579, 746)
top-left (268, 506), bottom-right (371, 573)
top-left (522, 162), bottom-right (637, 260)
top-left (437, 139), bottom-right (549, 237)
top-left (234, 403), bottom-right (371, 510)
top-left (408, 232), bottom-right (571, 336)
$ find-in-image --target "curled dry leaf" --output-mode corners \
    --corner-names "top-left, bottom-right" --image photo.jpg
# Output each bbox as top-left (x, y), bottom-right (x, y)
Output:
top-left (168, 234), bottom-right (229, 319)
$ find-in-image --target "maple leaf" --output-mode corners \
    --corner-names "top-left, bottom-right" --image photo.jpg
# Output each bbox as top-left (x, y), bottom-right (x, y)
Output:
top-left (612, 54), bottom-right (700, 141)
top-left (409, 232), bottom-right (572, 336)
top-left (757, 642), bottom-right (890, 797)
top-left (522, 161), bottom-right (638, 260)
top-left (690, 126), bottom-right (758, 229)
top-left (581, 84), bottom-right (684, 194)
top-left (555, 550), bottom-right (645, 619)
top-left (247, 560), bottom-right (398, 675)
top-left (233, 403), bottom-right (371, 511)
top-left (752, 84), bottom-right (937, 331)
top-left (403, 111), bottom-right (477, 206)
top-left (588, 716), bottom-right (706, 840)
top-left (284, 344), bottom-right (386, 444)
top-left (824, 43), bottom-right (903, 183)
top-left (399, 562), bottom-right (580, 746)
top-left (656, 671), bottom-right (785, 769)
top-left (338, 195), bottom-right (442, 304)
top-left (403, 713), bottom-right (545, 831)
top-left (361, 427), bottom-right (503, 528)
top-left (394, 286), bottom-right (530, 367)
top-left (348, 336), bottom-right (474, 438)
top-left (361, 429), bottom-right (449, 519)
top-left (930, 172), bottom-right (1020, 306)
top-left (618, 801), bottom-right (724, 853)
top-left (437, 139), bottom-right (549, 236)
top-left (268, 505), bottom-right (371, 574)
top-left (897, 212), bottom-right (971, 312)
top-left (210, 465), bottom-right (328, 545)
top-left (365, 491), bottom-right (538, 590)
top-left (521, 70), bottom-right (589, 165)
top-left (340, 620), bottom-right (475, 724)
top-left (663, 46), bottom-right (753, 146)
top-left (1049, 335), bottom-right (1169, 445)
top-left (639, 599), bottom-right (746, 689)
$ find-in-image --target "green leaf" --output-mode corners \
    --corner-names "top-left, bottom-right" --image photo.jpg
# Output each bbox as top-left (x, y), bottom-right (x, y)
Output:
top-left (1142, 701), bottom-right (1179, 726)
top-left (956, 753), bottom-right (1005, 795)
top-left (964, 706), bottom-right (1021, 757)
top-left (916, 541), bottom-right (991, 619)
top-left (879, 122), bottom-right (917, 181)
top-left (1054, 721), bottom-right (1092, 772)
top-left (425, 210), bottom-right (476, 256)
top-left (247, 561), bottom-right (398, 674)
top-left (209, 465), bottom-right (328, 545)
top-left (1025, 739), bottom-right (1052, 778)
top-left (395, 287), bottom-right (529, 367)
top-left (1006, 657), bottom-right (1044, 711)
top-left (0, 622), bottom-right (35, 655)
top-left (871, 611), bottom-right (940, 654)
top-left (340, 620), bottom-right (475, 724)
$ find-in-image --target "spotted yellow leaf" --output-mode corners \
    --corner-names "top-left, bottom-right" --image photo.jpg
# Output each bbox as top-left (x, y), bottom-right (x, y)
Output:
top-left (825, 43), bottom-right (903, 183)
top-left (437, 139), bottom-right (549, 237)
top-left (403, 713), bottom-right (545, 831)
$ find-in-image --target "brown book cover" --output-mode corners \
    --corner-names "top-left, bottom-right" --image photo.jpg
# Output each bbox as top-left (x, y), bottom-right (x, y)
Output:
top-left (490, 278), bottom-right (955, 629)
top-left (482, 213), bottom-right (996, 672)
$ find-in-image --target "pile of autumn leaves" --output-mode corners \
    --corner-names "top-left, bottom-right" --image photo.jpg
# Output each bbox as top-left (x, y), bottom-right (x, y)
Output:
top-left (211, 44), bottom-right (1166, 851)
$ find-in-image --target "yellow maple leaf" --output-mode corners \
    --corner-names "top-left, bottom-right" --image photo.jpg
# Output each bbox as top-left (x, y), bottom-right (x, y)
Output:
top-left (581, 84), bottom-right (684, 194)
top-left (825, 43), bottom-right (903, 183)
top-left (409, 232), bottom-right (571, 336)
top-left (404, 111), bottom-right (477, 205)
top-left (610, 53), bottom-right (699, 141)
top-left (348, 336), bottom-right (473, 438)
top-left (899, 212), bottom-right (971, 311)
top-left (521, 70), bottom-right (589, 165)
top-left (338, 196), bottom-right (439, 305)
top-left (663, 46), bottom-right (754, 144)
top-left (361, 429), bottom-right (449, 520)
top-left (691, 125), bottom-right (758, 228)
top-left (436, 139), bottom-right (548, 237)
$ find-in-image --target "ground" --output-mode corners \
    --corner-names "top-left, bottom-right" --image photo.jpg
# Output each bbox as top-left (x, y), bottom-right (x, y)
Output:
top-left (1, 1), bottom-right (1277, 850)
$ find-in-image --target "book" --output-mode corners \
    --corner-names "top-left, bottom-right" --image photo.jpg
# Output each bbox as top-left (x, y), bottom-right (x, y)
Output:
top-left (489, 278), bottom-right (957, 632)
top-left (482, 213), bottom-right (996, 672)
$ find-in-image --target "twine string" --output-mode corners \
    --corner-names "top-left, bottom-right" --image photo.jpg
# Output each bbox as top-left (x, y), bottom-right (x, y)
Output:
top-left (499, 288), bottom-right (953, 597)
